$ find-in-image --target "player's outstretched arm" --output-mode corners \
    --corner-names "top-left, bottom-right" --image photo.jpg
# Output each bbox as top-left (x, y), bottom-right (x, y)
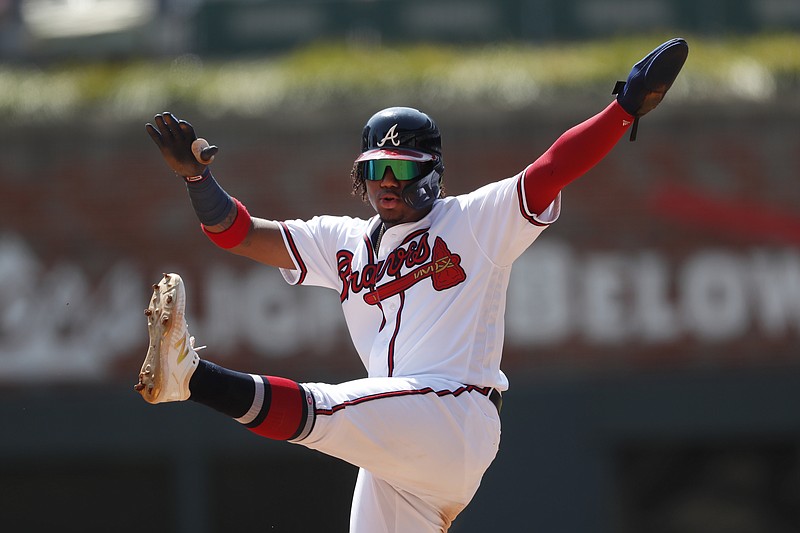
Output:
top-left (521, 38), bottom-right (688, 215)
top-left (145, 112), bottom-right (294, 269)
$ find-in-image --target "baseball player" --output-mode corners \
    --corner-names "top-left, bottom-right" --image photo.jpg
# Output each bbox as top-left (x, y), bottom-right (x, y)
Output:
top-left (136, 39), bottom-right (688, 532)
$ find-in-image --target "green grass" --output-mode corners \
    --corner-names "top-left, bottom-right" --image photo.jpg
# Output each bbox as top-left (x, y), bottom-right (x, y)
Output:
top-left (1, 33), bottom-right (798, 122)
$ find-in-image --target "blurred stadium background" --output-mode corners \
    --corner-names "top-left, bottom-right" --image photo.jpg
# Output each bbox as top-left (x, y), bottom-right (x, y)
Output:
top-left (1, 0), bottom-right (800, 531)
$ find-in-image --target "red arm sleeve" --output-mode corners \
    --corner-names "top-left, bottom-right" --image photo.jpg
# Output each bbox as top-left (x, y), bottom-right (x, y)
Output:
top-left (522, 100), bottom-right (634, 215)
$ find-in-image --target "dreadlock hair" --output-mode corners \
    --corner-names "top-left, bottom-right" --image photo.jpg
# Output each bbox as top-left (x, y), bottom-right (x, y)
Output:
top-left (351, 161), bottom-right (367, 202)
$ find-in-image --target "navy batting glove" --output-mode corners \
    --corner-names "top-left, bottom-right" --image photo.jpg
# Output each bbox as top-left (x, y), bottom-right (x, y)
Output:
top-left (614, 38), bottom-right (688, 118)
top-left (145, 112), bottom-right (219, 179)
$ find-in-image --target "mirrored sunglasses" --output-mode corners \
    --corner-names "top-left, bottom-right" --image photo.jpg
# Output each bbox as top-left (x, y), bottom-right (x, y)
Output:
top-left (363, 159), bottom-right (428, 181)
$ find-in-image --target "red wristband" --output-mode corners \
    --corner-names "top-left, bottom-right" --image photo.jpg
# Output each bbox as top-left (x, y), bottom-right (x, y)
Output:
top-left (202, 198), bottom-right (252, 249)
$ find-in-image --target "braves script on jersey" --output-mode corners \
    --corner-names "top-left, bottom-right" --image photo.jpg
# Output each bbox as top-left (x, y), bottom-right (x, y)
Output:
top-left (279, 172), bottom-right (560, 389)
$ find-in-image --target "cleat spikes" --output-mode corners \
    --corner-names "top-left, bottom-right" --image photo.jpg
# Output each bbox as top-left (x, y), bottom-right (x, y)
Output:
top-left (136, 272), bottom-right (200, 404)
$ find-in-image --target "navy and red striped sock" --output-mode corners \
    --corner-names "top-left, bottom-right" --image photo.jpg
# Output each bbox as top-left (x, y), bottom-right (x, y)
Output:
top-left (189, 360), bottom-right (314, 441)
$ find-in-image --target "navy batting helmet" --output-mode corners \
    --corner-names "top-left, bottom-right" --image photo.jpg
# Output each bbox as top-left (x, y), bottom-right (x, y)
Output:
top-left (354, 107), bottom-right (444, 210)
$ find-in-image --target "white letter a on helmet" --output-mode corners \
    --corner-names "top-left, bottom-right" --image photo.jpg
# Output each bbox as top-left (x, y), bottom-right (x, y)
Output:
top-left (377, 124), bottom-right (401, 147)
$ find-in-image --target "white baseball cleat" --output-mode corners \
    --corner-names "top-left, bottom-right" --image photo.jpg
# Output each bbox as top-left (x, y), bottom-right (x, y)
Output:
top-left (135, 272), bottom-right (202, 404)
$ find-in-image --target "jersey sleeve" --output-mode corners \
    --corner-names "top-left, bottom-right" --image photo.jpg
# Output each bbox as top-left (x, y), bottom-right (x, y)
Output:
top-left (462, 171), bottom-right (561, 266)
top-left (278, 215), bottom-right (354, 290)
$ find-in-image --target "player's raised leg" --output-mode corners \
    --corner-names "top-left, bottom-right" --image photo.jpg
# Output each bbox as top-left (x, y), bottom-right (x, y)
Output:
top-left (134, 273), bottom-right (315, 441)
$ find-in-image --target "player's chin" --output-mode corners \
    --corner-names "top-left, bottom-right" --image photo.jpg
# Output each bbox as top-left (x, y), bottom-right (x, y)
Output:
top-left (377, 209), bottom-right (403, 225)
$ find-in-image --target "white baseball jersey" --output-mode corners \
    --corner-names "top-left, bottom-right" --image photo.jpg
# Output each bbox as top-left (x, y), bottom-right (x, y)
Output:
top-left (279, 170), bottom-right (560, 390)
top-left (276, 169), bottom-right (559, 532)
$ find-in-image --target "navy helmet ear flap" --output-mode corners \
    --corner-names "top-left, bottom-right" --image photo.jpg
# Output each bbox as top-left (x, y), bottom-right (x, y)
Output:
top-left (401, 163), bottom-right (444, 210)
